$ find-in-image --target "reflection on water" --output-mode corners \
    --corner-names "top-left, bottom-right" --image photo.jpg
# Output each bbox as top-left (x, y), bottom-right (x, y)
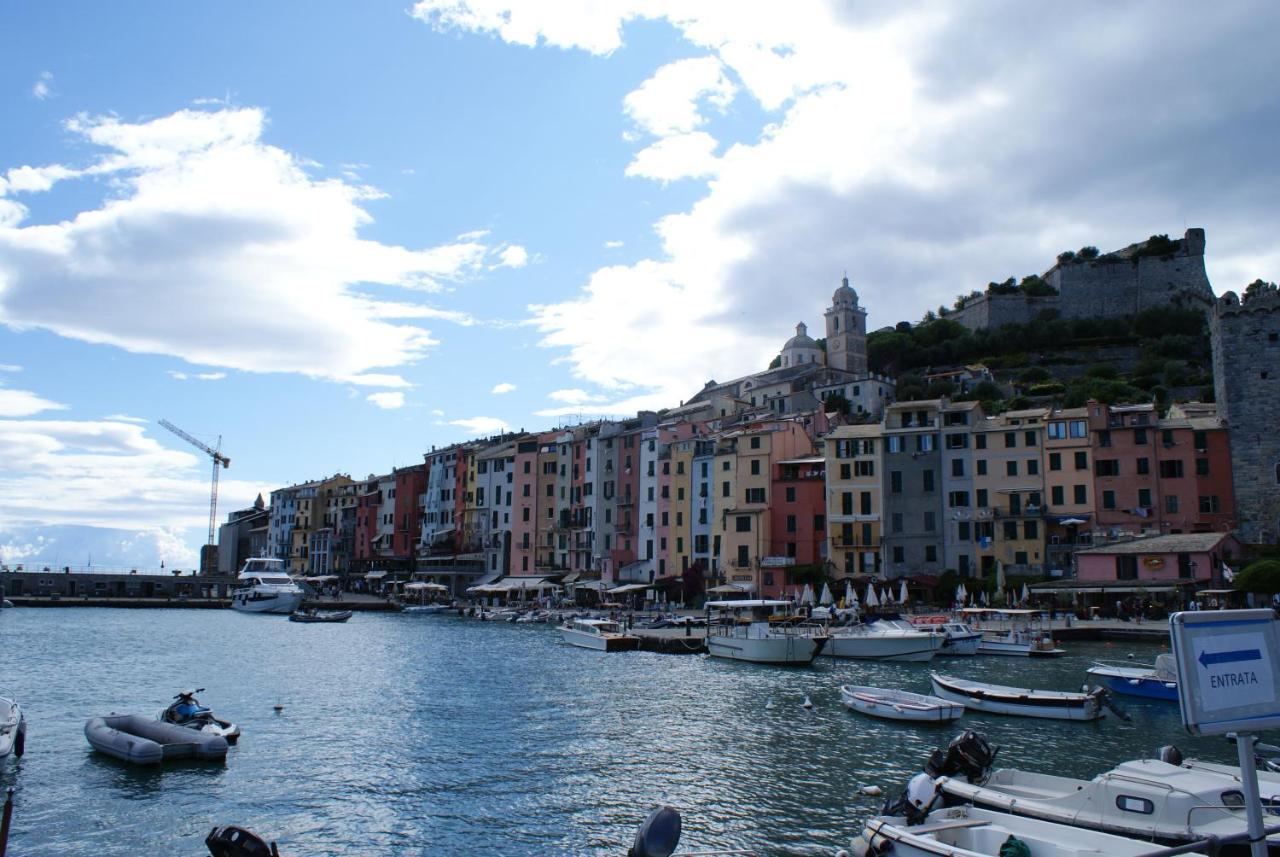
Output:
top-left (0, 609), bottom-right (1230, 855)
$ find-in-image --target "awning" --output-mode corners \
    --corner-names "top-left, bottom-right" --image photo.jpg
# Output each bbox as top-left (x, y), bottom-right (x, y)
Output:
top-left (560, 572), bottom-right (581, 584)
top-left (304, 575), bottom-right (338, 582)
top-left (364, 571), bottom-right (388, 580)
top-left (606, 583), bottom-right (650, 595)
top-left (573, 580), bottom-right (606, 591)
top-left (404, 582), bottom-right (448, 591)
top-left (706, 582), bottom-right (757, 594)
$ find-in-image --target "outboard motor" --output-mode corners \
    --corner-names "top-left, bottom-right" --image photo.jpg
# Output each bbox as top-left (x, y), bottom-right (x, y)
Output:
top-left (628, 806), bottom-right (681, 857)
top-left (926, 730), bottom-right (999, 783)
top-left (1156, 745), bottom-right (1184, 766)
top-left (881, 772), bottom-right (942, 825)
top-left (205, 826), bottom-right (279, 857)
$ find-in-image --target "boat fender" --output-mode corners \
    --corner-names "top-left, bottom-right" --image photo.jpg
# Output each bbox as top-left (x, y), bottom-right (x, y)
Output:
top-left (14, 724), bottom-right (24, 757)
top-left (846, 835), bottom-right (891, 856)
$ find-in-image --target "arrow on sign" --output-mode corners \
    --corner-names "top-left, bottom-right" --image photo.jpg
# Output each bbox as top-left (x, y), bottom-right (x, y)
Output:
top-left (1199, 648), bottom-right (1263, 668)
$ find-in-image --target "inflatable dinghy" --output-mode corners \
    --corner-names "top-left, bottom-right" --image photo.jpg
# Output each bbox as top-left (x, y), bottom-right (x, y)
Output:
top-left (85, 714), bottom-right (228, 764)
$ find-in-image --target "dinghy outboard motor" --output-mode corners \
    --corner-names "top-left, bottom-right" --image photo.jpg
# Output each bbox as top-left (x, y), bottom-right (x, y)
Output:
top-left (1156, 745), bottom-right (1184, 766)
top-left (925, 730), bottom-right (999, 783)
top-left (881, 772), bottom-right (942, 825)
top-left (629, 806), bottom-right (681, 857)
top-left (205, 826), bottom-right (280, 857)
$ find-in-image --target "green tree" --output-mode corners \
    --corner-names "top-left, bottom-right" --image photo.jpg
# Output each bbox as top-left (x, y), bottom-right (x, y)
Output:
top-left (1057, 250), bottom-right (1076, 264)
top-left (1235, 560), bottom-right (1280, 595)
top-left (1019, 275), bottom-right (1057, 297)
top-left (1018, 366), bottom-right (1052, 384)
top-left (1244, 279), bottom-right (1279, 304)
top-left (823, 391), bottom-right (852, 417)
top-left (1078, 246), bottom-right (1100, 260)
top-left (767, 354), bottom-right (782, 369)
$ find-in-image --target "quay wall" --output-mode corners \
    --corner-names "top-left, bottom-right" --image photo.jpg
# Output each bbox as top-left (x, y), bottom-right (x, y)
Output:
top-left (1, 570), bottom-right (237, 600)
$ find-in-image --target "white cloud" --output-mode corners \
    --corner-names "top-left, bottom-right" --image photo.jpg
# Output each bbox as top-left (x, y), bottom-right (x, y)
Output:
top-left (366, 391), bottom-right (405, 409)
top-left (31, 71), bottom-right (53, 101)
top-left (604, 240), bottom-right (624, 249)
top-left (496, 244), bottom-right (529, 268)
top-left (490, 382), bottom-right (516, 394)
top-left (343, 373), bottom-right (413, 388)
top-left (0, 417), bottom-right (263, 533)
top-left (547, 388), bottom-right (595, 404)
top-left (0, 107), bottom-right (520, 384)
top-left (195, 372), bottom-right (226, 381)
top-left (625, 132), bottom-right (720, 182)
top-left (448, 415), bottom-right (510, 435)
top-left (623, 55), bottom-right (736, 136)
top-left (0, 364), bottom-right (20, 372)
top-left (104, 414), bottom-right (148, 424)
top-left (167, 370), bottom-right (226, 381)
top-left (0, 388), bottom-right (67, 417)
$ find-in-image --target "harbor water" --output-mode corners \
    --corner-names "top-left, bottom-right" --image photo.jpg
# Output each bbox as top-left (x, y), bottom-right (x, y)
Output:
top-left (0, 609), bottom-right (1240, 855)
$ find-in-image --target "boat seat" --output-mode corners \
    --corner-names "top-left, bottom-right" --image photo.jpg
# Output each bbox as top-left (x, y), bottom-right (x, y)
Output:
top-left (910, 818), bottom-right (992, 834)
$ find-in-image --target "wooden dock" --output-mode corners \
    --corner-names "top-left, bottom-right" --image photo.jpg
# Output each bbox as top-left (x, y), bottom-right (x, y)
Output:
top-left (632, 626), bottom-right (707, 654)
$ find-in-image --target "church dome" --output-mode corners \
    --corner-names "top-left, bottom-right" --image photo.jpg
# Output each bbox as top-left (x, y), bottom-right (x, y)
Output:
top-left (832, 275), bottom-right (858, 307)
top-left (780, 322), bottom-right (824, 368)
top-left (783, 321), bottom-right (817, 351)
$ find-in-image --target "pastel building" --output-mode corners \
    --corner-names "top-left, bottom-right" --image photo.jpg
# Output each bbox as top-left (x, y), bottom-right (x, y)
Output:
top-left (824, 424), bottom-right (884, 577)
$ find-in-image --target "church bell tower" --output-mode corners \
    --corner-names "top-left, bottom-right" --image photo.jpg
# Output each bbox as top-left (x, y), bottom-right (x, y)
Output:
top-left (824, 275), bottom-right (868, 373)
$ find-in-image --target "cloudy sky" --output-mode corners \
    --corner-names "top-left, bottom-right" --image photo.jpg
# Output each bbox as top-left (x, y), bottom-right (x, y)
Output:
top-left (1, 1), bottom-right (1277, 567)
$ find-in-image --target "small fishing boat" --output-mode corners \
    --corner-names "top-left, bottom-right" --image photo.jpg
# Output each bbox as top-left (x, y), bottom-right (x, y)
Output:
top-left (855, 804), bottom-right (1208, 857)
top-left (840, 685), bottom-right (964, 723)
top-left (289, 609), bottom-right (352, 623)
top-left (704, 600), bottom-right (828, 665)
top-left (963, 609), bottom-right (1065, 657)
top-left (560, 617), bottom-right (640, 652)
top-left (929, 673), bottom-right (1122, 721)
top-left (0, 694), bottom-right (26, 758)
top-left (85, 714), bottom-right (228, 764)
top-left (936, 622), bottom-right (982, 656)
top-left (826, 618), bottom-right (941, 662)
top-left (1085, 653), bottom-right (1178, 701)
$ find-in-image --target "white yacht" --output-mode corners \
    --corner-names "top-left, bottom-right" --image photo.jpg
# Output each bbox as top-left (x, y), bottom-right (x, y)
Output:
top-left (827, 618), bottom-right (941, 662)
top-left (704, 600), bottom-right (828, 665)
top-left (559, 617), bottom-right (640, 652)
top-left (230, 558), bottom-right (305, 614)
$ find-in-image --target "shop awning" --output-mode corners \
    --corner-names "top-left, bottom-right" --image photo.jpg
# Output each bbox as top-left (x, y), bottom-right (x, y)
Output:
top-left (364, 570), bottom-right (388, 580)
top-left (606, 583), bottom-right (650, 595)
top-left (706, 582), bottom-right (757, 594)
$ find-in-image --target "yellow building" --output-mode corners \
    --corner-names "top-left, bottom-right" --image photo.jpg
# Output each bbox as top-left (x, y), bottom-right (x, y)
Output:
top-left (972, 410), bottom-right (1048, 576)
top-left (823, 424), bottom-right (884, 577)
top-left (1041, 407), bottom-right (1093, 574)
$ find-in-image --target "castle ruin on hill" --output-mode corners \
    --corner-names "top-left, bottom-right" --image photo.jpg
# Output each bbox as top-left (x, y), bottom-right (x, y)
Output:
top-left (950, 227), bottom-right (1215, 331)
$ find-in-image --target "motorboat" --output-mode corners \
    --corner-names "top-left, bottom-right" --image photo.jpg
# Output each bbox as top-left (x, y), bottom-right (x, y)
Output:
top-left (86, 714), bottom-right (228, 764)
top-left (1086, 653), bottom-right (1178, 701)
top-left (854, 804), bottom-right (1208, 857)
top-left (964, 608), bottom-right (1065, 657)
top-left (704, 600), bottom-right (828, 666)
top-left (159, 688), bottom-right (240, 744)
top-left (560, 617), bottom-right (641, 652)
top-left (826, 617), bottom-right (941, 662)
top-left (289, 609), bottom-right (352, 623)
top-left (840, 685), bottom-right (964, 723)
top-left (929, 673), bottom-right (1125, 721)
top-left (937, 622), bottom-right (982, 656)
top-left (0, 693), bottom-right (25, 758)
top-left (929, 735), bottom-right (1280, 855)
top-left (230, 558), bottom-right (305, 614)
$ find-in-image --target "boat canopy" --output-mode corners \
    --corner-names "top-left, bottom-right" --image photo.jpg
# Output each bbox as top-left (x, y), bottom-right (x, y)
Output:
top-left (705, 599), bottom-right (793, 609)
top-left (404, 582), bottom-right (448, 591)
top-left (706, 582), bottom-right (758, 594)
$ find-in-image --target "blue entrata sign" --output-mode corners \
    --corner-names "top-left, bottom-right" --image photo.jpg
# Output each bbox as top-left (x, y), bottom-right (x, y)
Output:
top-left (1170, 609), bottom-right (1280, 737)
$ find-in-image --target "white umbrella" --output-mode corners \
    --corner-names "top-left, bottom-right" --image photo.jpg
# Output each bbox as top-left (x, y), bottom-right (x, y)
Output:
top-left (954, 584), bottom-right (964, 603)
top-left (819, 582), bottom-right (834, 606)
top-left (980, 590), bottom-right (988, 606)
top-left (865, 584), bottom-right (880, 608)
top-left (898, 579), bottom-right (909, 604)
top-left (1020, 582), bottom-right (1030, 604)
top-left (844, 580), bottom-right (855, 606)
top-left (995, 560), bottom-right (1006, 592)
top-left (802, 584), bottom-right (815, 606)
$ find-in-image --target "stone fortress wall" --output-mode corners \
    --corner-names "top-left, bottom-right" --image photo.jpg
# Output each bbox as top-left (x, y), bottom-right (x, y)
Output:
top-left (950, 228), bottom-right (1214, 331)
top-left (1210, 286), bottom-right (1280, 543)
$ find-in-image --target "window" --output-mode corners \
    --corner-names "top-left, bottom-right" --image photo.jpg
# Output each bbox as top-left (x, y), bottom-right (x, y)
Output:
top-left (1075, 451), bottom-right (1088, 470)
top-left (1023, 521), bottom-right (1038, 540)
top-left (925, 545), bottom-right (937, 563)
top-left (722, 481), bottom-right (730, 498)
top-left (891, 513), bottom-right (903, 533)
top-left (946, 434), bottom-right (968, 449)
top-left (917, 434), bottom-right (934, 453)
top-left (1102, 490), bottom-right (1116, 510)
top-left (893, 546), bottom-right (905, 564)
top-left (1136, 457), bottom-right (1150, 475)
top-left (1048, 421), bottom-right (1066, 440)
top-left (750, 436), bottom-right (761, 450)
top-left (723, 461), bottom-right (730, 471)
top-left (951, 459), bottom-right (965, 477)
top-left (860, 492), bottom-right (872, 515)
top-left (923, 470), bottom-right (935, 492)
top-left (1162, 429), bottom-right (1175, 446)
top-left (1165, 495), bottom-right (1179, 513)
top-left (735, 516), bottom-right (751, 532)
top-left (1024, 430), bottom-right (1037, 447)
top-left (1193, 431), bottom-right (1208, 452)
top-left (814, 514), bottom-right (825, 531)
top-left (958, 521), bottom-right (971, 541)
top-left (891, 471), bottom-right (903, 493)
top-left (1050, 485), bottom-right (1063, 505)
top-left (1006, 460), bottom-right (1018, 477)
top-left (976, 489), bottom-right (988, 507)
top-left (1049, 452), bottom-right (1062, 471)
top-left (1027, 459), bottom-right (1039, 476)
top-left (1116, 555), bottom-right (1138, 580)
top-left (1098, 430), bottom-right (1112, 448)
top-left (1199, 495), bottom-right (1221, 513)
top-left (840, 463), bottom-right (852, 480)
top-left (786, 514), bottom-right (797, 533)
top-left (785, 487), bottom-right (796, 503)
top-left (841, 492), bottom-right (854, 515)
top-left (745, 487), bottom-right (766, 504)
top-left (976, 434), bottom-right (987, 450)
top-left (861, 523), bottom-right (872, 545)
top-left (1095, 459), bottom-right (1120, 477)
top-left (1074, 484), bottom-right (1087, 504)
top-left (1137, 488), bottom-right (1152, 507)
top-left (737, 545), bottom-right (749, 567)
top-left (977, 459), bottom-right (988, 476)
top-left (750, 459), bottom-right (761, 475)
top-left (1003, 521), bottom-right (1018, 540)
top-left (1004, 432), bottom-right (1017, 448)
top-left (1195, 458), bottom-right (1210, 476)
top-left (1133, 428), bottom-right (1148, 445)
top-left (887, 436), bottom-right (903, 453)
top-left (924, 511), bottom-right (936, 532)
top-left (1070, 420), bottom-right (1088, 438)
top-left (1160, 460), bottom-right (1185, 479)
top-left (949, 491), bottom-right (970, 507)
top-left (855, 460), bottom-right (875, 477)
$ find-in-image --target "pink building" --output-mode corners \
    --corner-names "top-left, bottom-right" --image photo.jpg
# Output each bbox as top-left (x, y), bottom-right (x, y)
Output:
top-left (1074, 532), bottom-right (1242, 590)
top-left (765, 456), bottom-right (826, 599)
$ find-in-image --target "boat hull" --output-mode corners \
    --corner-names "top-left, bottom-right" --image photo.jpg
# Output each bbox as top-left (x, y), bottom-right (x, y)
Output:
top-left (706, 633), bottom-right (825, 665)
top-left (938, 633), bottom-right (982, 657)
top-left (0, 698), bottom-right (24, 758)
top-left (930, 674), bottom-right (1103, 721)
top-left (826, 632), bottom-right (938, 662)
top-left (976, 639), bottom-right (1065, 657)
top-left (1086, 668), bottom-right (1178, 701)
top-left (559, 627), bottom-right (640, 652)
top-left (85, 714), bottom-right (228, 765)
top-left (231, 590), bottom-right (304, 614)
top-left (840, 686), bottom-right (964, 723)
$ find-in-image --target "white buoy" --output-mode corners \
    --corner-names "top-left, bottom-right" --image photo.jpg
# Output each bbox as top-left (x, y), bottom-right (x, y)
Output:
top-left (858, 785), bottom-right (883, 797)
top-left (802, 695), bottom-right (813, 709)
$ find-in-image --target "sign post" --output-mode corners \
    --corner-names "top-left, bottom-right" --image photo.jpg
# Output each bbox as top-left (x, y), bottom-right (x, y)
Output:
top-left (1170, 609), bottom-right (1280, 857)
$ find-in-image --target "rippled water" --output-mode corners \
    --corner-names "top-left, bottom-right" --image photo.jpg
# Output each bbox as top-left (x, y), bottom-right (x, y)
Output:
top-left (0, 609), bottom-right (1240, 855)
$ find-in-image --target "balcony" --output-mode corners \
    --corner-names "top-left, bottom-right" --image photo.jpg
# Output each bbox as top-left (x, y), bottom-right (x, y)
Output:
top-left (991, 506), bottom-right (1046, 519)
top-left (617, 495), bottom-right (635, 507)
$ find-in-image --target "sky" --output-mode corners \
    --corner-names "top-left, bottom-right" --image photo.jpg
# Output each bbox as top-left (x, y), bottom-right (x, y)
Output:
top-left (1, 1), bottom-right (1278, 569)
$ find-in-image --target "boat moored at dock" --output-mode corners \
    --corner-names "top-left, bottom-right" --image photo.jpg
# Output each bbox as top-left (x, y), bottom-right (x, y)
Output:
top-left (1086, 653), bottom-right (1178, 701)
top-left (559, 617), bottom-right (641, 652)
top-left (929, 673), bottom-right (1121, 721)
top-left (85, 714), bottom-right (228, 764)
top-left (0, 693), bottom-right (25, 758)
top-left (826, 617), bottom-right (942, 662)
top-left (704, 600), bottom-right (828, 665)
top-left (230, 558), bottom-right (304, 614)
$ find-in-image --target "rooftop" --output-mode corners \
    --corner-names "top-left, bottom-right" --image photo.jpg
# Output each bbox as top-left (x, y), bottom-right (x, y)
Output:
top-left (1076, 532), bottom-right (1235, 555)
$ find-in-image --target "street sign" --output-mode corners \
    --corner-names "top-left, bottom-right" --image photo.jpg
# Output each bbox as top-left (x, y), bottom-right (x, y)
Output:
top-left (1170, 609), bottom-right (1280, 736)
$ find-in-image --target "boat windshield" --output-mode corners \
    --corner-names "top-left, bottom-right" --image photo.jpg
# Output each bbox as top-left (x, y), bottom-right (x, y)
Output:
top-left (256, 576), bottom-right (295, 586)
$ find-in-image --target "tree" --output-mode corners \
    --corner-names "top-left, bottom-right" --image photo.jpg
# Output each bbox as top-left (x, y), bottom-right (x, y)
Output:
top-left (823, 391), bottom-right (852, 417)
top-left (767, 354), bottom-right (782, 369)
top-left (1057, 250), bottom-right (1076, 264)
top-left (1018, 366), bottom-right (1052, 384)
top-left (1244, 279), bottom-right (1279, 304)
top-left (1078, 246), bottom-right (1100, 260)
top-left (1235, 560), bottom-right (1280, 595)
top-left (1019, 275), bottom-right (1057, 297)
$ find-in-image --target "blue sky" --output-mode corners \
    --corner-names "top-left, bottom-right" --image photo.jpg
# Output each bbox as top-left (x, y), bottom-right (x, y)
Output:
top-left (2, 1), bottom-right (1278, 568)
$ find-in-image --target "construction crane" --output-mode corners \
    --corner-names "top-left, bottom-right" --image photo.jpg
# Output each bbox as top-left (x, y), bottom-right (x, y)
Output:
top-left (159, 419), bottom-right (231, 548)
